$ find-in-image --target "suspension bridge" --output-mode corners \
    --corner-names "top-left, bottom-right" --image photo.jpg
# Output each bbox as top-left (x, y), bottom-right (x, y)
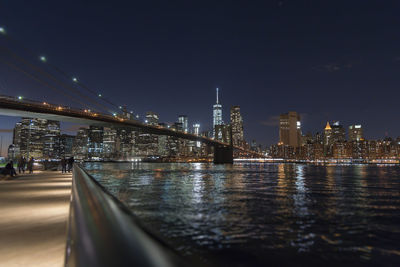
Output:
top-left (0, 27), bottom-right (264, 163)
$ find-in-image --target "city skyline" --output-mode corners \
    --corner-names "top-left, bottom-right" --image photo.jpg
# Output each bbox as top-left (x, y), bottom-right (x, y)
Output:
top-left (1, 1), bottom-right (400, 155)
top-left (6, 103), bottom-right (400, 162)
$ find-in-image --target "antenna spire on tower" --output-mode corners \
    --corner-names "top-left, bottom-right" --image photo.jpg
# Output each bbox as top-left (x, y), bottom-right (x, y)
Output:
top-left (216, 87), bottom-right (219, 104)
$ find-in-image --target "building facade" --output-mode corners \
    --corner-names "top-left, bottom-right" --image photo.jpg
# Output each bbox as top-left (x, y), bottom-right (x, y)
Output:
top-left (178, 115), bottom-right (188, 133)
top-left (279, 112), bottom-right (301, 147)
top-left (12, 118), bottom-right (61, 159)
top-left (213, 88), bottom-right (222, 138)
top-left (349, 125), bottom-right (363, 141)
top-left (230, 105), bottom-right (244, 146)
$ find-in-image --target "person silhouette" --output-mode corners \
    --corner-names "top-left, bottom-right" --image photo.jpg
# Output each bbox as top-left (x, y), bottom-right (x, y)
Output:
top-left (27, 157), bottom-right (34, 174)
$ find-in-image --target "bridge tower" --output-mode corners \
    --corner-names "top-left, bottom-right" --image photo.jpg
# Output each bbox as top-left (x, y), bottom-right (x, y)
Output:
top-left (213, 144), bottom-right (233, 164)
top-left (213, 125), bottom-right (233, 164)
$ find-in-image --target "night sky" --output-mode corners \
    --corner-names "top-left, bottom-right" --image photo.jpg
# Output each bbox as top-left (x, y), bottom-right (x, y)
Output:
top-left (1, 0), bottom-right (400, 155)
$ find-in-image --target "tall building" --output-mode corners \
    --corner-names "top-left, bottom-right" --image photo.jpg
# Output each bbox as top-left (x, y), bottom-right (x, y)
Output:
top-left (13, 122), bottom-right (22, 145)
top-left (215, 124), bottom-right (231, 144)
top-left (324, 121), bottom-right (332, 145)
top-left (59, 134), bottom-right (75, 158)
top-left (230, 106), bottom-right (244, 146)
top-left (87, 126), bottom-right (104, 160)
top-left (331, 121), bottom-right (346, 143)
top-left (14, 118), bottom-right (60, 159)
top-left (178, 115), bottom-right (188, 133)
top-left (43, 120), bottom-right (61, 159)
top-left (279, 112), bottom-right (301, 147)
top-left (349, 125), bottom-right (363, 141)
top-left (145, 111), bottom-right (159, 125)
top-left (193, 124), bottom-right (200, 135)
top-left (103, 127), bottom-right (117, 159)
top-left (323, 121), bottom-right (333, 156)
top-left (73, 127), bottom-right (89, 160)
top-left (213, 88), bottom-right (223, 138)
top-left (193, 123), bottom-right (201, 148)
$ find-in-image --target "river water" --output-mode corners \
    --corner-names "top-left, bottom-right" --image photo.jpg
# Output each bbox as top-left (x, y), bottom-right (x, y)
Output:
top-left (83, 162), bottom-right (400, 266)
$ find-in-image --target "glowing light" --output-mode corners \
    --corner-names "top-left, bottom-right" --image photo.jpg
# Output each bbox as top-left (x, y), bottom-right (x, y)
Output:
top-left (119, 106), bottom-right (122, 109)
top-left (136, 115), bottom-right (139, 119)
top-left (113, 113), bottom-right (117, 116)
top-left (72, 77), bottom-right (78, 82)
top-left (0, 27), bottom-right (5, 34)
top-left (18, 96), bottom-right (23, 100)
top-left (40, 56), bottom-right (47, 62)
top-left (43, 102), bottom-right (47, 105)
top-left (98, 93), bottom-right (102, 97)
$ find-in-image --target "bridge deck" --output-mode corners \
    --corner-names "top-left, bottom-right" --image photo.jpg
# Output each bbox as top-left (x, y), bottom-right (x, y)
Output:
top-left (0, 171), bottom-right (72, 266)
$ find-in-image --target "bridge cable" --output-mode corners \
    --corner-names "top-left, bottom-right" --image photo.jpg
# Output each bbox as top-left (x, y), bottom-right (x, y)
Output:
top-left (0, 32), bottom-right (129, 113)
top-left (0, 57), bottom-right (92, 109)
top-left (0, 45), bottom-right (114, 114)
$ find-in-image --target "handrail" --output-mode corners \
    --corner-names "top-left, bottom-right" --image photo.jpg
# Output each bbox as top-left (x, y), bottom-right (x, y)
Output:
top-left (65, 164), bottom-right (187, 267)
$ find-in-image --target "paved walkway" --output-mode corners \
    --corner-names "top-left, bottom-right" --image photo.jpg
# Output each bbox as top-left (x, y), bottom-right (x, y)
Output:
top-left (0, 171), bottom-right (72, 266)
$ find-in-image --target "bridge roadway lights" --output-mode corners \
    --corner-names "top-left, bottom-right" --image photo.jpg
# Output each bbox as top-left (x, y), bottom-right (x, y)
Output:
top-left (213, 145), bottom-right (233, 164)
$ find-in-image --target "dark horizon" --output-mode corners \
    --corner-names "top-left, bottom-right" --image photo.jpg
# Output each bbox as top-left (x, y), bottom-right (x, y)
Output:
top-left (1, 0), bottom-right (400, 155)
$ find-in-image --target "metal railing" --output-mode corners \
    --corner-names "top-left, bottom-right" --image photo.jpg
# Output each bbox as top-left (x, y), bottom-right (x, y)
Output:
top-left (65, 165), bottom-right (187, 267)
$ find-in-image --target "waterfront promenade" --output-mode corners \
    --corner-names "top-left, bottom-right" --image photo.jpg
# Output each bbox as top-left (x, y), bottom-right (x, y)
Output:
top-left (0, 171), bottom-right (72, 266)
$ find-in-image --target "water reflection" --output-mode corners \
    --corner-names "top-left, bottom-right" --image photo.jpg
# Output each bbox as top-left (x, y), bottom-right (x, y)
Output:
top-left (84, 162), bottom-right (400, 266)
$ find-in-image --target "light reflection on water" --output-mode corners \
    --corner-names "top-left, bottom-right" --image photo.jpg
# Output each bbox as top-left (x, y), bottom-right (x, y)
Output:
top-left (84, 162), bottom-right (400, 266)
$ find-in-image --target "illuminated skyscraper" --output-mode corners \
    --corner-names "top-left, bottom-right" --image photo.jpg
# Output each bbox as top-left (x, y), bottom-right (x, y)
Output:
top-left (88, 126), bottom-right (104, 160)
top-left (331, 121), bottom-right (346, 143)
top-left (73, 127), bottom-right (88, 160)
top-left (43, 120), bottom-right (61, 159)
top-left (15, 118), bottom-right (60, 159)
top-left (193, 123), bottom-right (200, 148)
top-left (13, 122), bottom-right (22, 145)
top-left (349, 125), bottom-right (363, 141)
top-left (178, 115), bottom-right (188, 133)
top-left (215, 124), bottom-right (231, 144)
top-left (230, 105), bottom-right (244, 146)
top-left (145, 111), bottom-right (159, 125)
top-left (193, 123), bottom-right (200, 135)
top-left (324, 121), bottom-right (332, 146)
top-left (279, 112), bottom-right (301, 147)
top-left (60, 134), bottom-right (75, 158)
top-left (213, 88), bottom-right (222, 138)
